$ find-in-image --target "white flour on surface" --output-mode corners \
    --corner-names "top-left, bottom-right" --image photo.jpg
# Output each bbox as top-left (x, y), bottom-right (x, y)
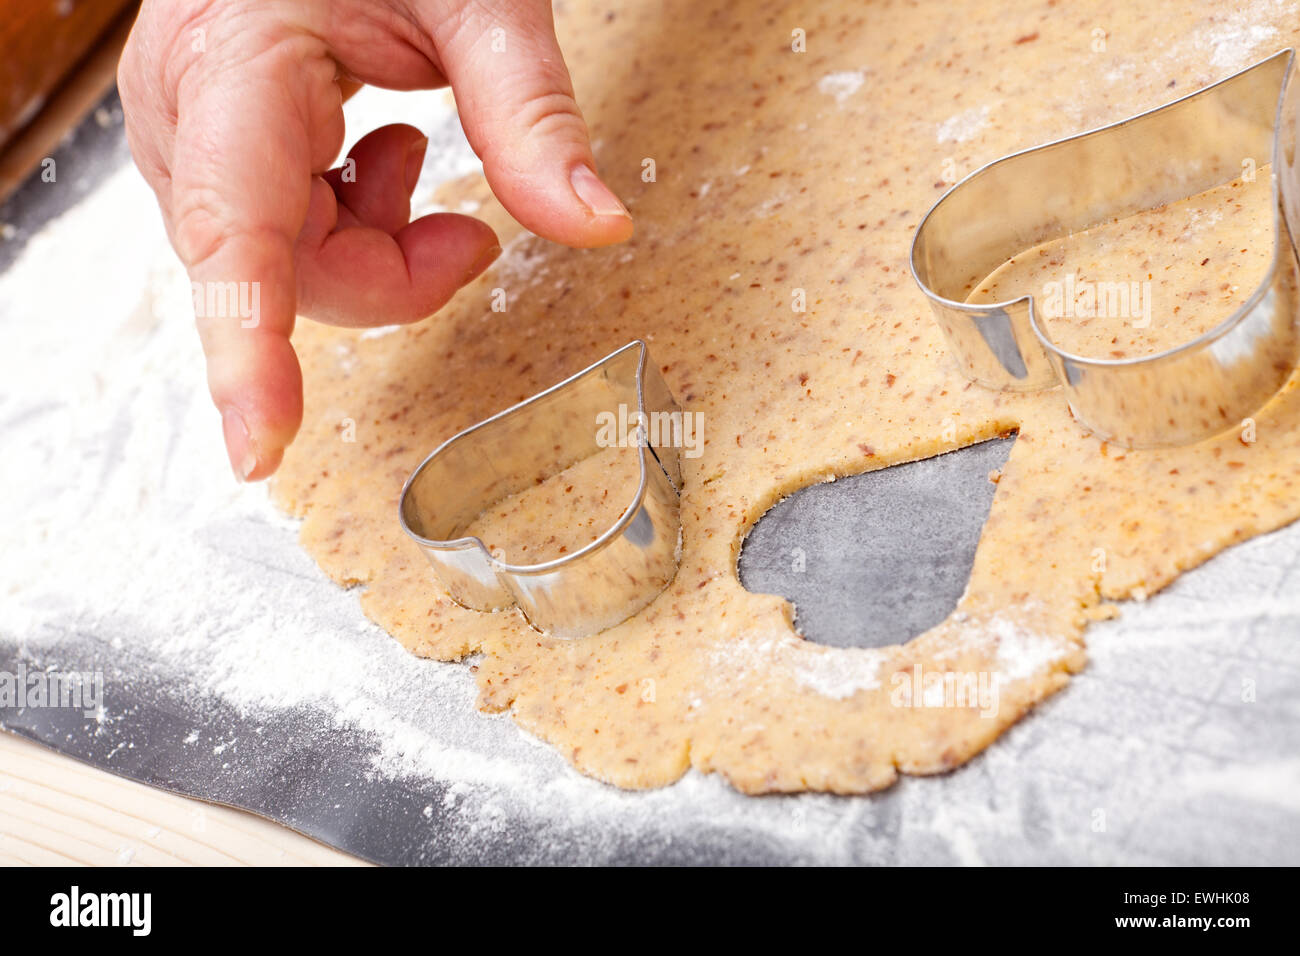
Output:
top-left (1195, 2), bottom-right (1286, 71)
top-left (990, 618), bottom-right (1071, 682)
top-left (817, 70), bottom-right (866, 105)
top-left (705, 630), bottom-right (887, 700)
top-left (793, 646), bottom-right (886, 699)
top-left (1, 73), bottom-right (1298, 865)
top-left (1155, 0), bottom-right (1297, 80)
top-left (935, 105), bottom-right (991, 144)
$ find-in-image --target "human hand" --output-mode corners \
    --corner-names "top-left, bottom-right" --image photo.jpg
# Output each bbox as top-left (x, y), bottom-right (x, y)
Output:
top-left (118, 0), bottom-right (633, 480)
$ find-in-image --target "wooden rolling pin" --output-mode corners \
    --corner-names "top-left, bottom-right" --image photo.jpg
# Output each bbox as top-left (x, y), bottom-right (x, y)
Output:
top-left (0, 0), bottom-right (138, 201)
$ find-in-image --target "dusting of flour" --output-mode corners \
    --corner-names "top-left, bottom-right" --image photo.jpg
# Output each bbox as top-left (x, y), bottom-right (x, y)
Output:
top-left (936, 105), bottom-right (991, 144)
top-left (817, 70), bottom-right (866, 105)
top-left (1, 60), bottom-right (1296, 865)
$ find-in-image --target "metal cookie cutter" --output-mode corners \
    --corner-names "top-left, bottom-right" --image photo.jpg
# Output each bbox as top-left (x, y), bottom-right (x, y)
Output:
top-left (911, 50), bottom-right (1300, 448)
top-left (399, 341), bottom-right (682, 639)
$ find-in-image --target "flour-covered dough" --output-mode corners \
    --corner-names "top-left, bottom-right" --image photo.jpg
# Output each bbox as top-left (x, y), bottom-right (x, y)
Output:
top-left (272, 0), bottom-right (1300, 792)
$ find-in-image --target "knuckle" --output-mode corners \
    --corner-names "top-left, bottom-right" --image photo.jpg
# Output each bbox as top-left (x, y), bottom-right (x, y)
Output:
top-left (171, 188), bottom-right (238, 268)
top-left (514, 89), bottom-right (583, 133)
top-left (505, 88), bottom-right (588, 163)
top-left (425, 0), bottom-right (493, 49)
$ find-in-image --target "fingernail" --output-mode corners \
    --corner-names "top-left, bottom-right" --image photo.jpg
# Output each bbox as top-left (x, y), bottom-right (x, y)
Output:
top-left (570, 164), bottom-right (631, 219)
top-left (222, 407), bottom-right (258, 482)
top-left (405, 136), bottom-right (429, 194)
top-left (465, 244), bottom-right (502, 283)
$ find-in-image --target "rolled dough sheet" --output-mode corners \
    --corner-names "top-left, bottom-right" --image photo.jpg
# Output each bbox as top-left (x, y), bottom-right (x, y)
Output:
top-left (969, 171), bottom-right (1271, 357)
top-left (462, 445), bottom-right (639, 564)
top-left (271, 0), bottom-right (1300, 793)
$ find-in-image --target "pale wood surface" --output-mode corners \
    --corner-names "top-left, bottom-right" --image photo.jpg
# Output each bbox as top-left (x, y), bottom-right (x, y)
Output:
top-left (0, 732), bottom-right (368, 866)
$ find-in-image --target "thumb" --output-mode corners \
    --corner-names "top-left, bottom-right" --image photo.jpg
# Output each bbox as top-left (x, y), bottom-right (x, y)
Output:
top-left (423, 0), bottom-right (633, 248)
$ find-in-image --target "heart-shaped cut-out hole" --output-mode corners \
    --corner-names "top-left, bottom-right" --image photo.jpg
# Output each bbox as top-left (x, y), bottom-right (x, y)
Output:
top-left (738, 436), bottom-right (1014, 648)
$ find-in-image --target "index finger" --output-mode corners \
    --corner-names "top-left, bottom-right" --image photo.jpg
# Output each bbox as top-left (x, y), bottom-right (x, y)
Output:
top-left (169, 39), bottom-right (339, 480)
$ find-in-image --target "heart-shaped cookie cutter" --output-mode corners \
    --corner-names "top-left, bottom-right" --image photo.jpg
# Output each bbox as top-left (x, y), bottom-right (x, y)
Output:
top-left (399, 340), bottom-right (682, 639)
top-left (911, 49), bottom-right (1300, 448)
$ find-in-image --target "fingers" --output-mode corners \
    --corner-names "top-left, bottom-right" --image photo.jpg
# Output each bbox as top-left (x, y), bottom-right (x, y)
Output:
top-left (208, 323), bottom-right (303, 482)
top-left (119, 0), bottom-right (596, 484)
top-left (169, 41), bottom-right (335, 481)
top-left (297, 175), bottom-right (500, 326)
top-left (302, 124), bottom-right (502, 324)
top-left (419, 0), bottom-right (633, 248)
top-left (322, 123), bottom-right (427, 235)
